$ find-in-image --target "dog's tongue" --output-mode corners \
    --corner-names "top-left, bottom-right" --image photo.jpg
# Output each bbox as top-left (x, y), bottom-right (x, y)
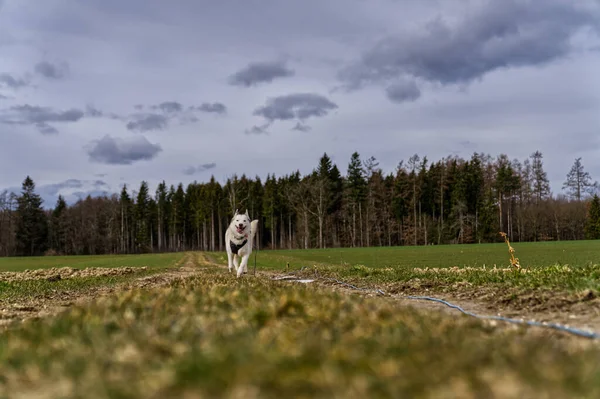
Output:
top-left (236, 226), bottom-right (244, 233)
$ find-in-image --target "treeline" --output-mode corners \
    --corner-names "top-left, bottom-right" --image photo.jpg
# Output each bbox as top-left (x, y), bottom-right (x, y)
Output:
top-left (1, 151), bottom-right (600, 257)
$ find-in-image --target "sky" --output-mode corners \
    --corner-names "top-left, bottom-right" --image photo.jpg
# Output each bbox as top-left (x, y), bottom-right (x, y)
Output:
top-left (1, 0), bottom-right (599, 207)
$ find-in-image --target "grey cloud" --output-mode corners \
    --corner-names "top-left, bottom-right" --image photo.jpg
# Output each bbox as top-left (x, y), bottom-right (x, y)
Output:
top-left (244, 124), bottom-right (270, 135)
top-left (386, 80), bottom-right (421, 103)
top-left (42, 178), bottom-right (85, 196)
top-left (0, 73), bottom-right (29, 89)
top-left (85, 105), bottom-right (103, 117)
top-left (86, 135), bottom-right (162, 165)
top-left (253, 93), bottom-right (338, 124)
top-left (183, 162), bottom-right (217, 175)
top-left (2, 182), bottom-right (113, 209)
top-left (126, 113), bottom-right (168, 132)
top-left (292, 122), bottom-right (311, 132)
top-left (195, 102), bottom-right (227, 114)
top-left (126, 100), bottom-right (226, 131)
top-left (152, 101), bottom-right (183, 113)
top-left (229, 60), bottom-right (295, 87)
top-left (338, 1), bottom-right (600, 95)
top-left (1, 104), bottom-right (85, 134)
top-left (9, 104), bottom-right (84, 123)
top-left (22, 179), bottom-right (113, 207)
top-left (36, 122), bottom-right (59, 135)
top-left (34, 61), bottom-right (69, 79)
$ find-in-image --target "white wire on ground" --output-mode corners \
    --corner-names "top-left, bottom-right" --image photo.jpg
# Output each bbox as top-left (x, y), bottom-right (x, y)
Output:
top-left (271, 273), bottom-right (600, 340)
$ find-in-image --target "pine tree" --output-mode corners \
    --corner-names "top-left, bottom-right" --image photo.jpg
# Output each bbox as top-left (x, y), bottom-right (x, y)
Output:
top-left (155, 181), bottom-right (168, 251)
top-left (135, 181), bottom-right (151, 252)
top-left (530, 150), bottom-right (550, 203)
top-left (49, 195), bottom-right (67, 254)
top-left (263, 174), bottom-right (278, 249)
top-left (15, 176), bottom-right (48, 256)
top-left (346, 152), bottom-right (367, 247)
top-left (563, 157), bottom-right (597, 201)
top-left (119, 185), bottom-right (133, 253)
top-left (585, 195), bottom-right (600, 239)
top-left (328, 164), bottom-right (344, 247)
top-left (393, 162), bottom-right (410, 245)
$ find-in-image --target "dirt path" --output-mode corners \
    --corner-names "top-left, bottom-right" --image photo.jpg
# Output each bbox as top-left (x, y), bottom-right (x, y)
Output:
top-left (0, 253), bottom-right (202, 330)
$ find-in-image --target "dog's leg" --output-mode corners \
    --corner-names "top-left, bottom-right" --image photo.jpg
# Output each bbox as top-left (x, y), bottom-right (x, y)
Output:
top-left (227, 251), bottom-right (233, 273)
top-left (233, 255), bottom-right (240, 274)
top-left (238, 254), bottom-right (249, 277)
top-left (242, 256), bottom-right (248, 274)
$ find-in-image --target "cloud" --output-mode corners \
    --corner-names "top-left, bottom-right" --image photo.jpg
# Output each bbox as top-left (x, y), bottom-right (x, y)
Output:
top-left (0, 104), bottom-right (85, 133)
top-left (385, 79), bottom-right (421, 103)
top-left (229, 60), bottom-right (295, 87)
top-left (35, 122), bottom-right (59, 135)
top-left (244, 124), bottom-right (270, 135)
top-left (86, 135), bottom-right (162, 165)
top-left (337, 0), bottom-right (600, 99)
top-left (183, 162), bottom-right (217, 175)
top-left (252, 93), bottom-right (338, 130)
top-left (85, 105), bottom-right (104, 117)
top-left (3, 178), bottom-right (112, 208)
top-left (0, 73), bottom-right (29, 89)
top-left (151, 101), bottom-right (183, 113)
top-left (42, 178), bottom-right (86, 196)
top-left (7, 104), bottom-right (84, 123)
top-left (292, 122), bottom-right (311, 132)
top-left (34, 61), bottom-right (69, 80)
top-left (194, 102), bottom-right (227, 114)
top-left (126, 101), bottom-right (226, 131)
top-left (126, 113), bottom-right (169, 132)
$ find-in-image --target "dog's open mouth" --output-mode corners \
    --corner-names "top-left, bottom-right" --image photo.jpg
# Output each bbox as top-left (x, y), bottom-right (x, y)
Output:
top-left (236, 226), bottom-right (246, 234)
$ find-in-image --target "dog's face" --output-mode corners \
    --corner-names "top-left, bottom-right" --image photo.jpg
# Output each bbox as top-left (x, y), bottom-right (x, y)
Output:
top-left (231, 210), bottom-right (250, 235)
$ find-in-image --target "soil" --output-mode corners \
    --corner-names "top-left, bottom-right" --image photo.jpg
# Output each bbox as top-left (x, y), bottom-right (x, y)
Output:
top-left (0, 253), bottom-right (201, 330)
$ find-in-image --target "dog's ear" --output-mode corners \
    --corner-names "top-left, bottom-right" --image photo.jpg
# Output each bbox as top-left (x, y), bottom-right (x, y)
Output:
top-left (244, 209), bottom-right (249, 217)
top-left (234, 209), bottom-right (239, 216)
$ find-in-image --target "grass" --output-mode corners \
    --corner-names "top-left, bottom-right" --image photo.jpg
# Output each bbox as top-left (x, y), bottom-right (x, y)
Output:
top-left (1, 261), bottom-right (600, 398)
top-left (0, 252), bottom-right (185, 272)
top-left (208, 241), bottom-right (600, 296)
top-left (0, 272), bottom-right (154, 302)
top-left (0, 253), bottom-right (187, 302)
top-left (237, 240), bottom-right (600, 271)
top-left (2, 246), bottom-right (600, 397)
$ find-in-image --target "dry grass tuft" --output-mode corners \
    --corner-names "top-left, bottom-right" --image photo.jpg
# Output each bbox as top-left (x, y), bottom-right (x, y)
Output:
top-left (500, 232), bottom-right (521, 269)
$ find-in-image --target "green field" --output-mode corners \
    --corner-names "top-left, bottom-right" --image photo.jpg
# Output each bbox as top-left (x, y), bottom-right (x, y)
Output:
top-left (1, 255), bottom-right (600, 398)
top-left (0, 252), bottom-right (186, 302)
top-left (2, 244), bottom-right (600, 397)
top-left (234, 240), bottom-right (600, 270)
top-left (211, 240), bottom-right (600, 294)
top-left (0, 252), bottom-right (185, 272)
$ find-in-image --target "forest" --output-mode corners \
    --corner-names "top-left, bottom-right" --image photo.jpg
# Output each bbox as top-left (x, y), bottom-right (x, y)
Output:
top-left (1, 151), bottom-right (600, 257)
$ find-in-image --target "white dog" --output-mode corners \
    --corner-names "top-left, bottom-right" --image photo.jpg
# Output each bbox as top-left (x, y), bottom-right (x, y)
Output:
top-left (225, 209), bottom-right (259, 277)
